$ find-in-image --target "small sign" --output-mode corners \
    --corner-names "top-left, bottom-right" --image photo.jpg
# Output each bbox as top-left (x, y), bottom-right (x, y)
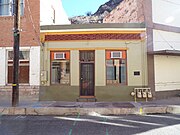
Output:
top-left (134, 71), bottom-right (140, 76)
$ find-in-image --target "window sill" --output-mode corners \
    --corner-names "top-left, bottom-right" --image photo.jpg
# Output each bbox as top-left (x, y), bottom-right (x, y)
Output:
top-left (106, 83), bottom-right (127, 86)
top-left (50, 84), bottom-right (70, 86)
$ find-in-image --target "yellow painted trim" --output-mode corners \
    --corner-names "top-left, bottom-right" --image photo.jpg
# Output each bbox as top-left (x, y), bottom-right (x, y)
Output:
top-left (12, 84), bottom-right (17, 86)
top-left (41, 30), bottom-right (145, 35)
top-left (48, 48), bottom-right (129, 51)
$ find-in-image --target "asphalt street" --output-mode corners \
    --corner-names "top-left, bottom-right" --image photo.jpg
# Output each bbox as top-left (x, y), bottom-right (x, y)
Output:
top-left (0, 114), bottom-right (180, 135)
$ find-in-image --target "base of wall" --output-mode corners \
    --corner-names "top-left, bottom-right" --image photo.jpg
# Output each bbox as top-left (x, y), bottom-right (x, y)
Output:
top-left (155, 90), bottom-right (180, 99)
top-left (0, 85), bottom-right (39, 96)
top-left (39, 85), bottom-right (149, 102)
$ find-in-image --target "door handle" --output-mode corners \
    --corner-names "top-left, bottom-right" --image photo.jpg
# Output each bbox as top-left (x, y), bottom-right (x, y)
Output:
top-left (80, 78), bottom-right (83, 80)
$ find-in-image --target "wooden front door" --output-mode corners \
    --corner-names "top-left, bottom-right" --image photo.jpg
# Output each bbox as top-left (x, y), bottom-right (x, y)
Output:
top-left (80, 51), bottom-right (95, 96)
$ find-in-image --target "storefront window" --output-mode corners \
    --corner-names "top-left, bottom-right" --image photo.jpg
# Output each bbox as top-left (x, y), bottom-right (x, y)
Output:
top-left (106, 50), bottom-right (127, 84)
top-left (51, 51), bottom-right (70, 85)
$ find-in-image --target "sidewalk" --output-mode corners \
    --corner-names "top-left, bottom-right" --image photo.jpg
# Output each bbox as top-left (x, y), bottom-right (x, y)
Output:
top-left (0, 95), bottom-right (180, 116)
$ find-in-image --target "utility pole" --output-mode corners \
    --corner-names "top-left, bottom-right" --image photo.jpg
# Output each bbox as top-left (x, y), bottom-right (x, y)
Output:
top-left (12, 0), bottom-right (21, 107)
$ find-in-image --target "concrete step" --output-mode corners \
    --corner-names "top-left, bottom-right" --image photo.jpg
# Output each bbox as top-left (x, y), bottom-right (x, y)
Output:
top-left (77, 98), bottom-right (97, 102)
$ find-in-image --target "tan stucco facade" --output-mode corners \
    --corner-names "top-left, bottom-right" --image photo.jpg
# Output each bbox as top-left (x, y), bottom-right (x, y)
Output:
top-left (40, 24), bottom-right (148, 101)
top-left (41, 40), bottom-right (147, 87)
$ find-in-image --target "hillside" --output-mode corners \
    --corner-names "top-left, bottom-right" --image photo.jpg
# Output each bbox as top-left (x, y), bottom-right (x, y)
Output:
top-left (69, 0), bottom-right (123, 24)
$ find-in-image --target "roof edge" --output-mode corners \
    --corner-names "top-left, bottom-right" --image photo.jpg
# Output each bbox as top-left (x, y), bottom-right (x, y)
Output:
top-left (40, 23), bottom-right (145, 31)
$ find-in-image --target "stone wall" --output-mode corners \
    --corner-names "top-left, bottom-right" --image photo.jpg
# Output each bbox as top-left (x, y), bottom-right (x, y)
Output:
top-left (0, 85), bottom-right (39, 96)
top-left (103, 0), bottom-right (144, 23)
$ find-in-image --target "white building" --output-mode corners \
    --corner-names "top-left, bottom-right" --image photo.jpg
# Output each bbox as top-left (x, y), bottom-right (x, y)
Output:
top-left (40, 0), bottom-right (70, 25)
top-left (103, 0), bottom-right (180, 98)
top-left (152, 0), bottom-right (180, 95)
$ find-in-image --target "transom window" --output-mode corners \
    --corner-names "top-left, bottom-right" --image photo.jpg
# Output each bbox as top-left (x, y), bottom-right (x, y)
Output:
top-left (106, 50), bottom-right (127, 85)
top-left (0, 0), bottom-right (24, 16)
top-left (8, 50), bottom-right (29, 60)
top-left (80, 51), bottom-right (94, 62)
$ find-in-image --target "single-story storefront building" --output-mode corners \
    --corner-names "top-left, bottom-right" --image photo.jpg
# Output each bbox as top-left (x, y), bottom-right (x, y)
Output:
top-left (39, 23), bottom-right (148, 101)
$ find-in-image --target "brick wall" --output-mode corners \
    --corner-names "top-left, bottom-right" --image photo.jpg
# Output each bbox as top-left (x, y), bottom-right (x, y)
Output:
top-left (0, 0), bottom-right (40, 47)
top-left (103, 0), bottom-right (145, 23)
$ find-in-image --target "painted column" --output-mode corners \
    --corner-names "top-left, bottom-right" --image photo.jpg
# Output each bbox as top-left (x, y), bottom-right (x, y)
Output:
top-left (70, 50), bottom-right (79, 86)
top-left (30, 46), bottom-right (40, 85)
top-left (95, 50), bottom-right (106, 86)
top-left (0, 48), bottom-right (6, 85)
top-left (144, 0), bottom-right (156, 96)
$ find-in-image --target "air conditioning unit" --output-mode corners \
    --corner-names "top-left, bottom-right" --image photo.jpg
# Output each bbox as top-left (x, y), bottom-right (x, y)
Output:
top-left (54, 52), bottom-right (65, 59)
top-left (110, 51), bottom-right (122, 58)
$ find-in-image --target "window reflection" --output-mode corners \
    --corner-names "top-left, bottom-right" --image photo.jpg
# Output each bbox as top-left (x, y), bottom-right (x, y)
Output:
top-left (51, 61), bottom-right (70, 84)
top-left (106, 51), bottom-right (126, 85)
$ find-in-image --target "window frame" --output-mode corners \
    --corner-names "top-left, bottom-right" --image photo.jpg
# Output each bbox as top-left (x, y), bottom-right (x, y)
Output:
top-left (50, 51), bottom-right (70, 85)
top-left (7, 49), bottom-right (30, 84)
top-left (106, 50), bottom-right (127, 85)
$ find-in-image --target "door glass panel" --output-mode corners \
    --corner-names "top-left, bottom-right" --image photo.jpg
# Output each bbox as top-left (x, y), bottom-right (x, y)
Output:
top-left (80, 63), bottom-right (94, 96)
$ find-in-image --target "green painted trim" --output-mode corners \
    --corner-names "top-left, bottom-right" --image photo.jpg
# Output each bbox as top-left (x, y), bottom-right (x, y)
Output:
top-left (39, 85), bottom-right (148, 101)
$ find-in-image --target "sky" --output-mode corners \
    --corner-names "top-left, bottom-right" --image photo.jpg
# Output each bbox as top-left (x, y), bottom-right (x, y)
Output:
top-left (61, 0), bottom-right (109, 17)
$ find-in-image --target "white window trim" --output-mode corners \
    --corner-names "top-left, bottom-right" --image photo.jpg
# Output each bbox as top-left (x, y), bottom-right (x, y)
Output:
top-left (110, 51), bottom-right (122, 59)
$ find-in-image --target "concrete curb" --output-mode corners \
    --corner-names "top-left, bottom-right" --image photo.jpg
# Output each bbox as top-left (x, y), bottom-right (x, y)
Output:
top-left (166, 105), bottom-right (180, 114)
top-left (0, 107), bottom-right (137, 116)
top-left (0, 106), bottom-right (179, 116)
top-left (141, 106), bottom-right (168, 114)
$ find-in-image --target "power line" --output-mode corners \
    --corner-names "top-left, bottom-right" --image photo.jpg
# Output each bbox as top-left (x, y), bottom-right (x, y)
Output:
top-left (157, 31), bottom-right (176, 50)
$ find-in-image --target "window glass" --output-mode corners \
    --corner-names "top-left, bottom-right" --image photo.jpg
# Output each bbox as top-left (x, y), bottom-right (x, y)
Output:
top-left (0, 0), bottom-right (24, 16)
top-left (106, 51), bottom-right (127, 84)
top-left (8, 65), bottom-right (29, 83)
top-left (80, 51), bottom-right (94, 62)
top-left (51, 60), bottom-right (70, 85)
top-left (0, 0), bottom-right (10, 15)
top-left (8, 50), bottom-right (29, 60)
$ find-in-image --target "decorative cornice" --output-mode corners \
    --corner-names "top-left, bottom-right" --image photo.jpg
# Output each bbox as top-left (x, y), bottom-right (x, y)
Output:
top-left (45, 33), bottom-right (141, 41)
